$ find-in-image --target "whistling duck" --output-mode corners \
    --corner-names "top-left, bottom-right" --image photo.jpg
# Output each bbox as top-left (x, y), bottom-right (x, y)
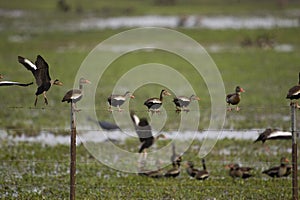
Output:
top-left (170, 143), bottom-right (182, 166)
top-left (144, 89), bottom-right (171, 113)
top-left (130, 111), bottom-right (165, 156)
top-left (18, 55), bottom-right (63, 106)
top-left (185, 161), bottom-right (200, 178)
top-left (61, 78), bottom-right (91, 111)
top-left (164, 158), bottom-right (181, 178)
top-left (195, 159), bottom-right (209, 180)
top-left (185, 159), bottom-right (209, 180)
top-left (0, 74), bottom-right (33, 87)
top-left (262, 157), bottom-right (291, 178)
top-left (138, 160), bottom-right (164, 178)
top-left (225, 163), bottom-right (253, 179)
top-left (173, 94), bottom-right (200, 113)
top-left (107, 91), bottom-right (135, 112)
top-left (254, 128), bottom-right (292, 143)
top-left (87, 117), bottom-right (120, 131)
top-left (286, 72), bottom-right (300, 108)
top-left (226, 86), bottom-right (245, 111)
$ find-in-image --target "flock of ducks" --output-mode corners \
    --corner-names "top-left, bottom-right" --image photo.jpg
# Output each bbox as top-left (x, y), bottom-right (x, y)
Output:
top-left (130, 110), bottom-right (293, 180)
top-left (1, 54), bottom-right (300, 181)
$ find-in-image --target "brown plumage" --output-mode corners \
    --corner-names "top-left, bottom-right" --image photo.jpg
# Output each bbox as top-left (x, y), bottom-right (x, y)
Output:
top-left (18, 55), bottom-right (63, 106)
top-left (185, 161), bottom-right (199, 178)
top-left (262, 157), bottom-right (291, 178)
top-left (164, 158), bottom-right (181, 178)
top-left (62, 78), bottom-right (90, 111)
top-left (225, 163), bottom-right (253, 179)
top-left (144, 89), bottom-right (171, 113)
top-left (170, 143), bottom-right (182, 166)
top-left (186, 159), bottom-right (209, 180)
top-left (226, 86), bottom-right (245, 111)
top-left (195, 159), bottom-right (209, 180)
top-left (138, 160), bottom-right (164, 178)
top-left (286, 72), bottom-right (300, 108)
top-left (173, 94), bottom-right (200, 112)
top-left (107, 91), bottom-right (134, 112)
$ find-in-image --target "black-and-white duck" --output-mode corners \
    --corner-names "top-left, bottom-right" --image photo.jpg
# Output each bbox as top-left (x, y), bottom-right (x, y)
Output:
top-left (144, 89), bottom-right (171, 113)
top-left (61, 77), bottom-right (90, 111)
top-left (286, 72), bottom-right (300, 109)
top-left (173, 94), bottom-right (200, 112)
top-left (107, 91), bottom-right (134, 112)
top-left (226, 86), bottom-right (245, 111)
top-left (18, 55), bottom-right (63, 106)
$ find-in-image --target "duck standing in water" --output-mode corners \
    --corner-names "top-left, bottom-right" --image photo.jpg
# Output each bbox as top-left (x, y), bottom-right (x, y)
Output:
top-left (226, 86), bottom-right (245, 111)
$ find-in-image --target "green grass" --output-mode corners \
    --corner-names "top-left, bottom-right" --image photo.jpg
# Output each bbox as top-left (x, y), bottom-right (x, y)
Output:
top-left (1, 0), bottom-right (300, 16)
top-left (1, 27), bottom-right (300, 132)
top-left (0, 139), bottom-right (297, 199)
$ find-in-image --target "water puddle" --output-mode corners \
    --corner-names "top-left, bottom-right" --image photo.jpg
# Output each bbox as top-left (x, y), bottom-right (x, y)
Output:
top-left (78, 15), bottom-right (299, 30)
top-left (0, 129), bottom-right (265, 146)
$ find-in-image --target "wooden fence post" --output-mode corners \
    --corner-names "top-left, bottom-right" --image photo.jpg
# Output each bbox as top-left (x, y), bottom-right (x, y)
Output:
top-left (70, 103), bottom-right (76, 200)
top-left (291, 102), bottom-right (298, 200)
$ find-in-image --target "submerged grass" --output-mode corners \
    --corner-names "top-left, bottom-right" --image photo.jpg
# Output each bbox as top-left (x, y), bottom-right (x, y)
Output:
top-left (0, 139), bottom-right (297, 199)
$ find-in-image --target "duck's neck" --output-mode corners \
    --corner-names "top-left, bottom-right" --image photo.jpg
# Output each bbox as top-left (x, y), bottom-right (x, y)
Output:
top-left (79, 83), bottom-right (83, 90)
top-left (202, 160), bottom-right (207, 170)
top-left (159, 91), bottom-right (164, 101)
top-left (280, 163), bottom-right (286, 167)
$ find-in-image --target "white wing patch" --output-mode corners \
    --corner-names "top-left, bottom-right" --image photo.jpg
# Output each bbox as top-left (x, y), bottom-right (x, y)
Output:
top-left (0, 81), bottom-right (20, 84)
top-left (113, 96), bottom-right (126, 101)
top-left (71, 93), bottom-right (82, 99)
top-left (292, 90), bottom-right (300, 95)
top-left (150, 99), bottom-right (161, 104)
top-left (268, 131), bottom-right (292, 138)
top-left (178, 97), bottom-right (190, 102)
top-left (132, 114), bottom-right (140, 126)
top-left (25, 58), bottom-right (37, 70)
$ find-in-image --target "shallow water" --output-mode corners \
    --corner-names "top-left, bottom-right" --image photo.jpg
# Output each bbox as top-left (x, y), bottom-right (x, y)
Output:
top-left (78, 15), bottom-right (299, 30)
top-left (0, 129), bottom-right (266, 146)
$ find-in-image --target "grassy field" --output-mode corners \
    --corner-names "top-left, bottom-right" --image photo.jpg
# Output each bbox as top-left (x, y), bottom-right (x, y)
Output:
top-left (0, 139), bottom-right (297, 199)
top-left (1, 1), bottom-right (300, 199)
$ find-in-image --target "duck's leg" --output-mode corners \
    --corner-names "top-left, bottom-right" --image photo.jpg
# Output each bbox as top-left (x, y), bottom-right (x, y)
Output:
top-left (227, 103), bottom-right (232, 111)
top-left (43, 91), bottom-right (48, 105)
top-left (34, 95), bottom-right (38, 107)
top-left (72, 103), bottom-right (81, 112)
top-left (175, 107), bottom-right (181, 113)
top-left (297, 102), bottom-right (300, 109)
top-left (117, 106), bottom-right (123, 112)
top-left (236, 106), bottom-right (240, 111)
top-left (108, 105), bottom-right (113, 112)
top-left (183, 107), bottom-right (190, 113)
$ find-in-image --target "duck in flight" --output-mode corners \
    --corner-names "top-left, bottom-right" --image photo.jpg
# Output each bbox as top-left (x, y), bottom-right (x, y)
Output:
top-left (18, 55), bottom-right (63, 106)
top-left (0, 74), bottom-right (33, 87)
